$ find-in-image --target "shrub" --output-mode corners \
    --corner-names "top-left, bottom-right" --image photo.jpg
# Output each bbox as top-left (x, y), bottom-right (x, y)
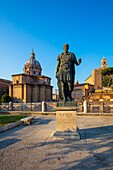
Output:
top-left (1, 94), bottom-right (12, 103)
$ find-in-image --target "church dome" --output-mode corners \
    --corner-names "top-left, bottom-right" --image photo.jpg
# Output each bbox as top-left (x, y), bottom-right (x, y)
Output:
top-left (24, 50), bottom-right (42, 76)
top-left (26, 50), bottom-right (41, 69)
top-left (26, 58), bottom-right (42, 68)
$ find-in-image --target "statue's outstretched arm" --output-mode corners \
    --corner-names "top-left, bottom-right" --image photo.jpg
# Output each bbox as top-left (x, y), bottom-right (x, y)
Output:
top-left (73, 53), bottom-right (81, 65)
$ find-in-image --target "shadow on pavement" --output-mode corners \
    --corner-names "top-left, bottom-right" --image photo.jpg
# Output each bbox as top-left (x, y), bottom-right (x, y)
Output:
top-left (79, 125), bottom-right (113, 140)
top-left (0, 138), bottom-right (21, 150)
top-left (35, 125), bottom-right (113, 170)
top-left (34, 118), bottom-right (52, 125)
top-left (0, 117), bottom-right (53, 151)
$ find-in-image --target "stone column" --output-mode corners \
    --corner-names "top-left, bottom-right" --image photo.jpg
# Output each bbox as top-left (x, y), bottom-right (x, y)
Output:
top-left (79, 103), bottom-right (83, 112)
top-left (99, 99), bottom-right (104, 112)
top-left (89, 100), bottom-right (93, 113)
top-left (42, 101), bottom-right (47, 112)
top-left (84, 100), bottom-right (88, 113)
top-left (9, 101), bottom-right (13, 111)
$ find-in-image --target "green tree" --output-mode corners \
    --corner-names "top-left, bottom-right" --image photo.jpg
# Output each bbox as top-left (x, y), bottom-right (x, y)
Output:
top-left (103, 75), bottom-right (109, 87)
top-left (101, 67), bottom-right (113, 76)
top-left (101, 67), bottom-right (113, 87)
top-left (1, 94), bottom-right (12, 103)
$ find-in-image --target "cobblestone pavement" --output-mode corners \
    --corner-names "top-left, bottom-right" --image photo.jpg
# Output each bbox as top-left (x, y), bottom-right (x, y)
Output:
top-left (0, 115), bottom-right (113, 170)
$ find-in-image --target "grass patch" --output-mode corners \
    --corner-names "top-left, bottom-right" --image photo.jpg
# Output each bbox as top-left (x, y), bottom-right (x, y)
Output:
top-left (0, 115), bottom-right (26, 126)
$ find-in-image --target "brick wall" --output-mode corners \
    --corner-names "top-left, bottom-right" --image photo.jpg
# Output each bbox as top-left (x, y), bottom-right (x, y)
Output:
top-left (0, 78), bottom-right (11, 98)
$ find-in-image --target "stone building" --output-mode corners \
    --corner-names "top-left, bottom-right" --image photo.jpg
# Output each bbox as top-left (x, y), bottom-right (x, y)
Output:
top-left (85, 57), bottom-right (107, 89)
top-left (72, 57), bottom-right (108, 102)
top-left (9, 50), bottom-right (53, 102)
top-left (72, 82), bottom-right (94, 102)
top-left (0, 78), bottom-right (12, 98)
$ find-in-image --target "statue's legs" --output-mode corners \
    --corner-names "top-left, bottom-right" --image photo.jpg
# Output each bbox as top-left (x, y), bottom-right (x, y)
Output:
top-left (58, 81), bottom-right (67, 101)
top-left (57, 81), bottom-right (63, 101)
top-left (61, 82), bottom-right (67, 102)
top-left (58, 81), bottom-right (74, 102)
top-left (67, 82), bottom-right (74, 101)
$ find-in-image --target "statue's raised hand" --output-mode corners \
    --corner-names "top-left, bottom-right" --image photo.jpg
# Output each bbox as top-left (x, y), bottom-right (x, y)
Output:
top-left (78, 58), bottom-right (81, 65)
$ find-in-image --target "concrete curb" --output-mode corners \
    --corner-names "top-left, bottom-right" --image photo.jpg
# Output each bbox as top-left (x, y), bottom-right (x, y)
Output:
top-left (77, 112), bottom-right (113, 116)
top-left (1, 111), bottom-right (113, 116)
top-left (0, 111), bottom-right (56, 116)
top-left (0, 121), bottom-right (22, 133)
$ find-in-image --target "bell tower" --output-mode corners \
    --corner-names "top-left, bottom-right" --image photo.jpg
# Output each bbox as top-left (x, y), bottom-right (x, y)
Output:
top-left (101, 57), bottom-right (107, 69)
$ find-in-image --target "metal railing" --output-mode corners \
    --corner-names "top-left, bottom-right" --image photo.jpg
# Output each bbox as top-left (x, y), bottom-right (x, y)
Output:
top-left (0, 102), bottom-right (57, 112)
top-left (0, 102), bottom-right (41, 111)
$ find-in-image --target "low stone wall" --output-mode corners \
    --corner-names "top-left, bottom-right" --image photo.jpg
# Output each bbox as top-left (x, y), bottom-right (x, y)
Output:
top-left (86, 101), bottom-right (113, 113)
top-left (0, 121), bottom-right (22, 133)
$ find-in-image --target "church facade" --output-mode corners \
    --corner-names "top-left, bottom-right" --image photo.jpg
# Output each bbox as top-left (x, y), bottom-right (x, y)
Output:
top-left (9, 50), bottom-right (53, 102)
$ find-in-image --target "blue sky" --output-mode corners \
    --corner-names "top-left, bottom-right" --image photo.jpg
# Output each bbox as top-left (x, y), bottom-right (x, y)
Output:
top-left (0, 0), bottom-right (113, 91)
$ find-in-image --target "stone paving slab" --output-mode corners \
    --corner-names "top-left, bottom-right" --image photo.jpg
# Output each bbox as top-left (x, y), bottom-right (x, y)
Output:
top-left (0, 115), bottom-right (113, 170)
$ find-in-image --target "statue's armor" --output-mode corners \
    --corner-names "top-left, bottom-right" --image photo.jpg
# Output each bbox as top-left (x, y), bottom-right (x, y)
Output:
top-left (57, 52), bottom-right (75, 82)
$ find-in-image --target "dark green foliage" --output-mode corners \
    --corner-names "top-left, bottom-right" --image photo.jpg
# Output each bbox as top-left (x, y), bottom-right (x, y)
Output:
top-left (101, 67), bottom-right (113, 87)
top-left (101, 67), bottom-right (113, 76)
top-left (1, 94), bottom-right (12, 103)
top-left (103, 75), bottom-right (109, 87)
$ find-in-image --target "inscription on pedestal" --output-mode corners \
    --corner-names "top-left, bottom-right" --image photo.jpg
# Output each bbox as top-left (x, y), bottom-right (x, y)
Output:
top-left (56, 110), bottom-right (77, 132)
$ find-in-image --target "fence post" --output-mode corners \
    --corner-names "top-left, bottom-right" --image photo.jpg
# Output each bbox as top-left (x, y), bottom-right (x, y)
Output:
top-left (84, 100), bottom-right (88, 113)
top-left (9, 101), bottom-right (13, 111)
top-left (42, 101), bottom-right (47, 112)
top-left (89, 100), bottom-right (93, 113)
top-left (21, 102), bottom-right (23, 111)
top-left (99, 99), bottom-right (104, 112)
top-left (31, 102), bottom-right (32, 111)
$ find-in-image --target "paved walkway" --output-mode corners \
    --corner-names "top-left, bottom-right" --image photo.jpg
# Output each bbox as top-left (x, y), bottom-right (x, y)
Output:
top-left (0, 115), bottom-right (113, 170)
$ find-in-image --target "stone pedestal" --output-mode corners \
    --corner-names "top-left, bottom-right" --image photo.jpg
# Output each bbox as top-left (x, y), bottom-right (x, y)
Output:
top-left (54, 106), bottom-right (80, 140)
top-left (56, 107), bottom-right (77, 132)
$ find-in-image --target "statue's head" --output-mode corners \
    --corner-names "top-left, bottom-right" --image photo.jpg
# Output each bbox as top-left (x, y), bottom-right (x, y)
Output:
top-left (63, 44), bottom-right (69, 51)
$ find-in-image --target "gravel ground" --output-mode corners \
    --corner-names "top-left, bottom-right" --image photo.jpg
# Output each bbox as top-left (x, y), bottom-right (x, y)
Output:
top-left (0, 115), bottom-right (113, 170)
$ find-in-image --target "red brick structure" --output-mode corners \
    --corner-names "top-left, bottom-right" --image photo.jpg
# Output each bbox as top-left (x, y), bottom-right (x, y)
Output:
top-left (0, 78), bottom-right (12, 98)
top-left (72, 83), bottom-right (94, 102)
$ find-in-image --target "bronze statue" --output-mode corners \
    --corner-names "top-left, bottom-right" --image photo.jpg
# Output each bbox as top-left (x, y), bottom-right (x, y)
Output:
top-left (56, 44), bottom-right (81, 102)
